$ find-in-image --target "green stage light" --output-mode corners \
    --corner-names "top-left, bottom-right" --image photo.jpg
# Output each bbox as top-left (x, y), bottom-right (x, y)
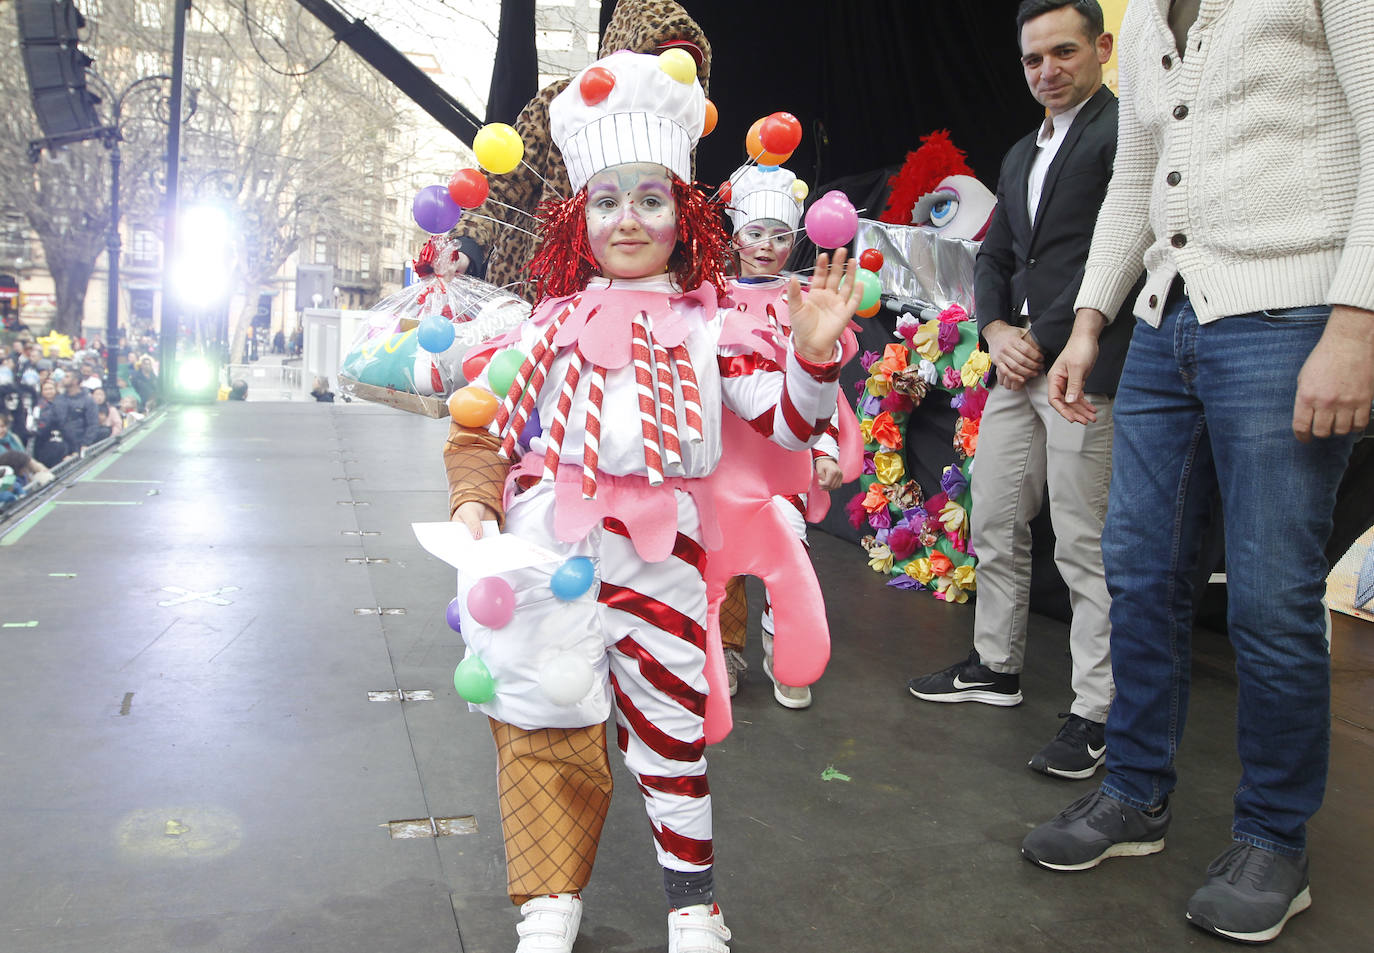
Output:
top-left (176, 356), bottom-right (213, 393)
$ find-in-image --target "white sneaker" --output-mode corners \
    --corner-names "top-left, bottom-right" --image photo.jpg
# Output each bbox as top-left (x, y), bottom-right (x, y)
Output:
top-left (516, 893), bottom-right (582, 952)
top-left (761, 633), bottom-right (812, 709)
top-left (668, 903), bottom-right (731, 953)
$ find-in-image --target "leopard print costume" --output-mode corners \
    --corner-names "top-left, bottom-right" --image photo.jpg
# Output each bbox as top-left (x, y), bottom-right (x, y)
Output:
top-left (449, 0), bottom-right (712, 302)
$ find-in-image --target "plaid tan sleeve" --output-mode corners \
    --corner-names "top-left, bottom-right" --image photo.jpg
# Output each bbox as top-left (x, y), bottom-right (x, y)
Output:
top-left (443, 422), bottom-right (509, 526)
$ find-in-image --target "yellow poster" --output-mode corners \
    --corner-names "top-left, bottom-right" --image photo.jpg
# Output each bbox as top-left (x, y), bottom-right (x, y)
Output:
top-left (1102, 0), bottom-right (1129, 93)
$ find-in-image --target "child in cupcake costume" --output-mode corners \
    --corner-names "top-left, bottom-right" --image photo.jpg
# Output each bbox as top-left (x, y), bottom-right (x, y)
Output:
top-left (714, 164), bottom-right (862, 709)
top-left (443, 51), bottom-right (860, 953)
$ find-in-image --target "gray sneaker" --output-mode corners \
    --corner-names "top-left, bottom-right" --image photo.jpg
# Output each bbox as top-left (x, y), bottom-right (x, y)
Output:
top-left (723, 649), bottom-right (747, 697)
top-left (1022, 789), bottom-right (1169, 871)
top-left (1186, 843), bottom-right (1311, 944)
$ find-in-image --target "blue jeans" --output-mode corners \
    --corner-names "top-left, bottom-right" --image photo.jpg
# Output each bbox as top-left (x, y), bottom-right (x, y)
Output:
top-left (1099, 295), bottom-right (1356, 856)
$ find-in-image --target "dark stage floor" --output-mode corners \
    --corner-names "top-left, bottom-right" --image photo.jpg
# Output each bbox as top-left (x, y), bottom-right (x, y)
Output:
top-left (1, 402), bottom-right (1370, 953)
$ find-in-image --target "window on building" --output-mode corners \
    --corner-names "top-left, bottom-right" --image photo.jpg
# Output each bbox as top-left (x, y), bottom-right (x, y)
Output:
top-left (386, 198), bottom-right (398, 213)
top-left (137, 0), bottom-right (162, 28)
top-left (130, 229), bottom-right (159, 266)
top-left (383, 233), bottom-right (395, 249)
top-left (314, 235), bottom-right (328, 265)
top-left (360, 253), bottom-right (370, 279)
top-left (386, 128), bottom-right (398, 143)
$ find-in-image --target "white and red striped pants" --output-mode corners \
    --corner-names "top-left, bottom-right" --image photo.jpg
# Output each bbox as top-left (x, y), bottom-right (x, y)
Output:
top-left (458, 484), bottom-right (715, 872)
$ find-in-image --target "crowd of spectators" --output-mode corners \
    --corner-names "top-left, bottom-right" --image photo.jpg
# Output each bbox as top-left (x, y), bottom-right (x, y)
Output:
top-left (0, 333), bottom-right (159, 507)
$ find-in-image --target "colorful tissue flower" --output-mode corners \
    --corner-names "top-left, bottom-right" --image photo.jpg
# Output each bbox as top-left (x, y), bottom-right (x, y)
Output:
top-left (960, 385), bottom-right (988, 421)
top-left (917, 359), bottom-right (938, 384)
top-left (868, 505), bottom-right (892, 530)
top-left (873, 450), bottom-right (905, 485)
top-left (862, 455), bottom-right (876, 475)
top-left (934, 574), bottom-right (970, 604)
top-left (887, 575), bottom-right (923, 590)
top-left (861, 483), bottom-right (889, 513)
top-left (859, 349), bottom-right (880, 372)
top-left (938, 302), bottom-right (970, 324)
top-left (929, 551), bottom-right (954, 577)
top-left (938, 321), bottom-right (960, 352)
top-left (961, 349), bottom-right (992, 387)
top-left (892, 481), bottom-right (924, 510)
top-left (940, 499), bottom-right (968, 540)
top-left (865, 373), bottom-right (891, 398)
top-left (887, 526), bottom-right (918, 560)
top-left (940, 465), bottom-right (968, 498)
top-left (895, 313), bottom-right (921, 345)
top-left (880, 392), bottom-right (913, 414)
top-left (860, 417), bottom-right (874, 445)
top-left (867, 544), bottom-right (894, 573)
top-left (906, 558), bottom-right (935, 584)
top-left (942, 365), bottom-right (964, 390)
top-left (955, 416), bottom-right (980, 457)
top-left (952, 565), bottom-right (977, 591)
top-left (845, 492), bottom-right (867, 529)
top-left (913, 320), bottom-right (942, 363)
top-left (891, 364), bottom-right (930, 402)
top-left (871, 411), bottom-right (903, 450)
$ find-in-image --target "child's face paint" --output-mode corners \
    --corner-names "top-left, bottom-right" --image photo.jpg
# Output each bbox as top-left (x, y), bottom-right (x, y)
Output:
top-left (584, 163), bottom-right (678, 280)
top-left (732, 218), bottom-right (794, 277)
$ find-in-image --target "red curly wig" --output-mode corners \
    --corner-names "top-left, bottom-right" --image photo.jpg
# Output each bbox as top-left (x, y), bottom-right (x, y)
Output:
top-left (528, 174), bottom-right (731, 303)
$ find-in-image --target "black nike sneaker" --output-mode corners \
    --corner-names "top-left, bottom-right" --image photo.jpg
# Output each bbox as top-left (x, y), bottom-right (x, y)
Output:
top-left (907, 650), bottom-right (1022, 706)
top-left (1028, 712), bottom-right (1107, 779)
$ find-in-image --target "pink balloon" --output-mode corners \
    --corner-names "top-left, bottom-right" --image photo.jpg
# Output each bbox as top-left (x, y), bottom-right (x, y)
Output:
top-left (467, 576), bottom-right (516, 628)
top-left (804, 190), bottom-right (858, 248)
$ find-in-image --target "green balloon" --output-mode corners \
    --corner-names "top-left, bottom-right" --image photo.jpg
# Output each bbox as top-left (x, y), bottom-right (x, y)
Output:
top-left (488, 348), bottom-right (526, 399)
top-left (856, 268), bottom-right (881, 311)
top-left (454, 654), bottom-right (496, 703)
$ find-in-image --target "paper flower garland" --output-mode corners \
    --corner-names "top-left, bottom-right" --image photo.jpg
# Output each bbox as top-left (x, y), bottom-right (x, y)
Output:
top-left (848, 303), bottom-right (986, 601)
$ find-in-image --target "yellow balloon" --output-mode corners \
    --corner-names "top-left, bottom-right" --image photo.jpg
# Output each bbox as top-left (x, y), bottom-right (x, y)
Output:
top-left (658, 48), bottom-right (697, 84)
top-left (474, 123), bottom-right (524, 175)
top-left (790, 180), bottom-right (809, 201)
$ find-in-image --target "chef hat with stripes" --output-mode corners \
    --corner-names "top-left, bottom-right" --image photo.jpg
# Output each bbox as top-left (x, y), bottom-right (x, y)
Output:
top-left (726, 164), bottom-right (802, 234)
top-left (551, 50), bottom-right (705, 193)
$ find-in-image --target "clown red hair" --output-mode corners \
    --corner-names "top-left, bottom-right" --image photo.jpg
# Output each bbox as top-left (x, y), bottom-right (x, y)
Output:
top-left (529, 176), bottom-right (730, 303)
top-left (879, 130), bottom-right (975, 225)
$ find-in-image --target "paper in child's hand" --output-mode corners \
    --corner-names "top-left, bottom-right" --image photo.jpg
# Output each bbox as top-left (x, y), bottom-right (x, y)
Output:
top-left (412, 521), bottom-right (563, 576)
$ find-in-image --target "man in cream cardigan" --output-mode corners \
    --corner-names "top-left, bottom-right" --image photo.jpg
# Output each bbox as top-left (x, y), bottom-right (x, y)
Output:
top-left (1019, 0), bottom-right (1374, 945)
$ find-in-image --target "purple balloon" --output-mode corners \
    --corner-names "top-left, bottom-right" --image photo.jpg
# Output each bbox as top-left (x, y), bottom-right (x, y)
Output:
top-left (413, 185), bottom-right (462, 234)
top-left (445, 596), bottom-right (463, 633)
top-left (519, 408), bottom-right (542, 447)
top-left (804, 190), bottom-right (858, 248)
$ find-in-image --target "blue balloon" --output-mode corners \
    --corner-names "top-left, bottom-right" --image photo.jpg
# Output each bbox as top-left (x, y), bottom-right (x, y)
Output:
top-left (550, 556), bottom-right (595, 601)
top-left (413, 185), bottom-right (462, 234)
top-left (445, 596), bottom-right (463, 633)
top-left (417, 313), bottom-right (456, 353)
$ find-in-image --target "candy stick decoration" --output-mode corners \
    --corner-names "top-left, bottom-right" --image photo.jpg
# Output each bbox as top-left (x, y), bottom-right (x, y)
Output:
top-left (668, 343), bottom-right (703, 446)
top-left (542, 346), bottom-right (585, 483)
top-left (495, 299), bottom-right (575, 457)
top-left (651, 337), bottom-right (682, 469)
top-left (581, 363), bottom-right (607, 499)
top-left (631, 313), bottom-right (665, 486)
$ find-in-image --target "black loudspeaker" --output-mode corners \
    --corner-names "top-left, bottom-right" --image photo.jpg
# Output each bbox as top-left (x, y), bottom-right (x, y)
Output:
top-left (16, 0), bottom-right (102, 138)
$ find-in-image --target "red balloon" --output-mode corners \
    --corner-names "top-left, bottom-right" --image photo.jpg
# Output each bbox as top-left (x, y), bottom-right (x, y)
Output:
top-left (718, 181), bottom-right (732, 204)
top-left (580, 66), bottom-right (616, 105)
top-left (759, 112), bottom-right (802, 155)
top-left (448, 168), bottom-right (489, 209)
top-left (859, 248), bottom-right (884, 272)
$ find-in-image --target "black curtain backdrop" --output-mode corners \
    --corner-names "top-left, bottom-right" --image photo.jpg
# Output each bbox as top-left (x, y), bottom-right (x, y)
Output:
top-left (486, 0), bottom-right (539, 126)
top-left (684, 0), bottom-right (1042, 194)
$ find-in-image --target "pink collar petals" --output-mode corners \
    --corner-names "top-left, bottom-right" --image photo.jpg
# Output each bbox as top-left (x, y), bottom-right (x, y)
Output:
top-left (547, 287), bottom-right (707, 370)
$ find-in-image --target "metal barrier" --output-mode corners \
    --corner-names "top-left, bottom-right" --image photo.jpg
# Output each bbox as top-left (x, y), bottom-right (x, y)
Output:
top-left (223, 363), bottom-right (306, 401)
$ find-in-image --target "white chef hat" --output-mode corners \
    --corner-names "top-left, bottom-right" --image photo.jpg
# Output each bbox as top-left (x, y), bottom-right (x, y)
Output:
top-left (727, 164), bottom-right (802, 234)
top-left (550, 50), bottom-right (706, 193)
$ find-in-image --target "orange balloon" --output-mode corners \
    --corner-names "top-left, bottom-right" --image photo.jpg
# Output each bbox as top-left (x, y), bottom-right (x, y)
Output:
top-left (857, 300), bottom-right (882, 319)
top-left (745, 117), bottom-right (791, 165)
top-left (702, 99), bottom-right (718, 137)
top-left (448, 386), bottom-right (499, 428)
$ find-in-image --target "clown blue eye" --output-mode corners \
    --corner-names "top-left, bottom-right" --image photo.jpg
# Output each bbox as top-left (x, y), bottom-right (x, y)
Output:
top-left (929, 199), bottom-right (958, 228)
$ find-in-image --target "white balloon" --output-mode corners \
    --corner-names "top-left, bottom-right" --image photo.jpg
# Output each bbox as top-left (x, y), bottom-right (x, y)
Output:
top-left (539, 651), bottom-right (595, 705)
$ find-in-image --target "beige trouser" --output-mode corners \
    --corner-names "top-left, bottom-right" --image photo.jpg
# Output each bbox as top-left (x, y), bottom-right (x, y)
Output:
top-left (970, 374), bottom-right (1114, 721)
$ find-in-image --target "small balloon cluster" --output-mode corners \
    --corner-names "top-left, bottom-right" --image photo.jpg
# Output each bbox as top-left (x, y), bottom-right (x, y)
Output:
top-left (852, 247), bottom-right (885, 318)
top-left (448, 539), bottom-right (600, 707)
top-left (410, 120), bottom-right (521, 236)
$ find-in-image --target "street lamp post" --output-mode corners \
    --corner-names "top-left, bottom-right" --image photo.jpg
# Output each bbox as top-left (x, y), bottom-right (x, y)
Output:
top-left (98, 73), bottom-right (172, 391)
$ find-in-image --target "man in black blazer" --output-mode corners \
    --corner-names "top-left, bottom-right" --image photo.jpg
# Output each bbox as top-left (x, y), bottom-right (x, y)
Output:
top-left (908, 0), bottom-right (1137, 779)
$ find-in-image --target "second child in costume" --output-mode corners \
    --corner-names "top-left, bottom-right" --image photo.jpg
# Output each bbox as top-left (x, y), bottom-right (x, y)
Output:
top-left (443, 51), bottom-right (861, 953)
top-left (714, 165), bottom-right (860, 708)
